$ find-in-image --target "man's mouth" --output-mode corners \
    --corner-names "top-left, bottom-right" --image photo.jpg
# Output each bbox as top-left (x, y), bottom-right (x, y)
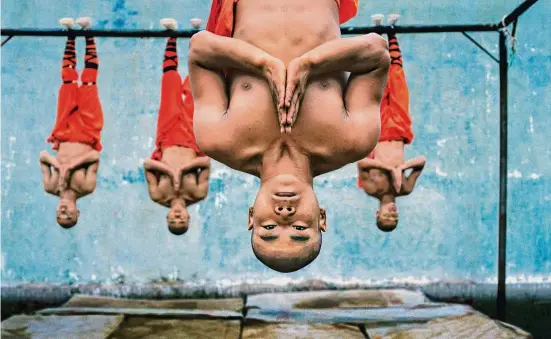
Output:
top-left (275, 192), bottom-right (297, 197)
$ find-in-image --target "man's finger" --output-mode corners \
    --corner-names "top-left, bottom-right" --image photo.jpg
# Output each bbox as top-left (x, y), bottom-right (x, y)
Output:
top-left (291, 91), bottom-right (304, 126)
top-left (287, 90), bottom-right (300, 125)
top-left (285, 79), bottom-right (296, 108)
top-left (278, 83), bottom-right (286, 110)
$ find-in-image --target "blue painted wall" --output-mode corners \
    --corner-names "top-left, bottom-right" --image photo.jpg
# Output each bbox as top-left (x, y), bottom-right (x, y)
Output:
top-left (2, 0), bottom-right (550, 284)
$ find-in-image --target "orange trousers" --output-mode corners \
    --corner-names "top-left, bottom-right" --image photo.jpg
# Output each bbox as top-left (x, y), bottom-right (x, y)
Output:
top-left (151, 38), bottom-right (204, 160)
top-left (47, 36), bottom-right (103, 152)
top-left (358, 34), bottom-right (414, 188)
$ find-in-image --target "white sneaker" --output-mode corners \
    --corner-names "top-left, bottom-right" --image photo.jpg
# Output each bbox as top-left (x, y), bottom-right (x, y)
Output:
top-left (371, 14), bottom-right (384, 26)
top-left (76, 17), bottom-right (93, 29)
top-left (388, 14), bottom-right (401, 25)
top-left (59, 18), bottom-right (75, 29)
top-left (189, 18), bottom-right (202, 29)
top-left (160, 18), bottom-right (178, 30)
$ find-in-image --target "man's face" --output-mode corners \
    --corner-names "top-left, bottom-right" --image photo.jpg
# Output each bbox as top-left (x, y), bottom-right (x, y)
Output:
top-left (167, 204), bottom-right (190, 235)
top-left (376, 201), bottom-right (398, 231)
top-left (56, 199), bottom-right (79, 228)
top-left (249, 175), bottom-right (326, 256)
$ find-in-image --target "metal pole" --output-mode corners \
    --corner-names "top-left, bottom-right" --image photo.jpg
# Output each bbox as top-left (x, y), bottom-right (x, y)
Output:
top-left (497, 30), bottom-right (508, 322)
top-left (0, 24), bottom-right (500, 39)
top-left (500, 0), bottom-right (539, 27)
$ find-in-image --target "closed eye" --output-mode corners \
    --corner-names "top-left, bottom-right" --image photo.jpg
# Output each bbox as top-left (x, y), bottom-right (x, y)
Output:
top-left (259, 235), bottom-right (279, 241)
top-left (290, 235), bottom-right (310, 242)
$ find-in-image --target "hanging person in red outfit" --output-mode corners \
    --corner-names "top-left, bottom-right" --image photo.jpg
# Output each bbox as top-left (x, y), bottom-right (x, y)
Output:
top-left (187, 0), bottom-right (390, 273)
top-left (357, 14), bottom-right (426, 232)
top-left (144, 19), bottom-right (211, 236)
top-left (40, 17), bottom-right (104, 229)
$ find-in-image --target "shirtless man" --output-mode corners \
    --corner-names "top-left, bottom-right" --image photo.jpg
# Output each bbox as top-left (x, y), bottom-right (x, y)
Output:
top-left (357, 15), bottom-right (426, 232)
top-left (144, 19), bottom-right (211, 235)
top-left (188, 0), bottom-right (390, 272)
top-left (40, 17), bottom-right (103, 229)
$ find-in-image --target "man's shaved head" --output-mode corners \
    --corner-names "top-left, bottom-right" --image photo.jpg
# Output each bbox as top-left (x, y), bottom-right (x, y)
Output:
top-left (56, 199), bottom-right (79, 228)
top-left (249, 174), bottom-right (327, 273)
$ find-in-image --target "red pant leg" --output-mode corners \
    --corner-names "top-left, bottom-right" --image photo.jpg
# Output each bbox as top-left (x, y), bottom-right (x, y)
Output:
top-left (151, 70), bottom-right (204, 160)
top-left (379, 35), bottom-right (413, 144)
top-left (379, 63), bottom-right (413, 144)
top-left (75, 81), bottom-right (104, 151)
top-left (47, 67), bottom-right (79, 150)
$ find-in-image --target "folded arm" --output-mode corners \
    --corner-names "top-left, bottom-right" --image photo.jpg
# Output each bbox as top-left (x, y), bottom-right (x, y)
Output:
top-left (144, 161), bottom-right (169, 204)
top-left (190, 161), bottom-right (211, 201)
top-left (357, 168), bottom-right (379, 197)
top-left (178, 157), bottom-right (211, 177)
top-left (78, 162), bottom-right (99, 195)
top-left (176, 157), bottom-right (211, 198)
top-left (58, 150), bottom-right (100, 189)
top-left (358, 157), bottom-right (403, 194)
top-left (67, 150), bottom-right (100, 171)
top-left (357, 158), bottom-right (393, 172)
top-left (188, 31), bottom-right (287, 142)
top-left (39, 151), bottom-right (60, 196)
top-left (144, 158), bottom-right (178, 190)
top-left (285, 34), bottom-right (390, 127)
top-left (399, 156), bottom-right (426, 196)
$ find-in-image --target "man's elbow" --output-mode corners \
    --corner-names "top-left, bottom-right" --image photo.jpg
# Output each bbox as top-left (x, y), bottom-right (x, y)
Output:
top-left (89, 151), bottom-right (100, 162)
top-left (196, 190), bottom-right (208, 200)
top-left (195, 139), bottom-right (217, 159)
top-left (189, 31), bottom-right (215, 64)
top-left (85, 184), bottom-right (97, 194)
top-left (361, 34), bottom-right (390, 70)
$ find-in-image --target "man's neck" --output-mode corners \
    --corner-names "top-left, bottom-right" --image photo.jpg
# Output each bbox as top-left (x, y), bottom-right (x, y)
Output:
top-left (380, 194), bottom-right (396, 204)
top-left (171, 197), bottom-right (187, 209)
top-left (60, 189), bottom-right (78, 201)
top-left (260, 144), bottom-right (313, 185)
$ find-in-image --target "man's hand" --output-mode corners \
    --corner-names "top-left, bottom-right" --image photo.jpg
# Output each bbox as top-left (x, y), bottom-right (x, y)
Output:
top-left (175, 157), bottom-right (211, 193)
top-left (144, 158), bottom-right (177, 191)
top-left (58, 165), bottom-right (71, 191)
top-left (284, 56), bottom-right (311, 132)
top-left (262, 57), bottom-right (287, 132)
top-left (390, 167), bottom-right (402, 193)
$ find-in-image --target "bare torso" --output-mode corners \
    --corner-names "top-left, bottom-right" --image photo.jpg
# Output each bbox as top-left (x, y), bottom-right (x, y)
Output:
top-left (55, 142), bottom-right (96, 197)
top-left (358, 140), bottom-right (425, 197)
top-left (207, 0), bottom-right (375, 176)
top-left (155, 146), bottom-right (201, 206)
top-left (373, 140), bottom-right (405, 168)
top-left (365, 141), bottom-right (404, 194)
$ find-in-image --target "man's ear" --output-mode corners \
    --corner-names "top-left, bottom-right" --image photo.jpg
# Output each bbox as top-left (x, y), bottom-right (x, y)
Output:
top-left (248, 207), bottom-right (254, 231)
top-left (319, 208), bottom-right (327, 232)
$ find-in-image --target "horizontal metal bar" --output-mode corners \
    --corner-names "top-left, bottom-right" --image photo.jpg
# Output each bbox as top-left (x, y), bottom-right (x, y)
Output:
top-left (500, 0), bottom-right (539, 27)
top-left (0, 24), bottom-right (500, 39)
top-left (343, 24), bottom-right (499, 34)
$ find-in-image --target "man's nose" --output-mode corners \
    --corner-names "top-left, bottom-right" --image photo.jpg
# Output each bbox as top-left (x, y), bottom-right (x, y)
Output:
top-left (274, 205), bottom-right (296, 217)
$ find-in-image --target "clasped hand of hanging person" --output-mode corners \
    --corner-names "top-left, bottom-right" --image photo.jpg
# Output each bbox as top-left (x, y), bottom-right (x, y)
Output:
top-left (262, 54), bottom-right (311, 134)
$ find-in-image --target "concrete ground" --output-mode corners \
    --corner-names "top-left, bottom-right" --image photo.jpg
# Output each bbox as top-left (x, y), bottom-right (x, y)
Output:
top-left (1, 289), bottom-right (532, 338)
